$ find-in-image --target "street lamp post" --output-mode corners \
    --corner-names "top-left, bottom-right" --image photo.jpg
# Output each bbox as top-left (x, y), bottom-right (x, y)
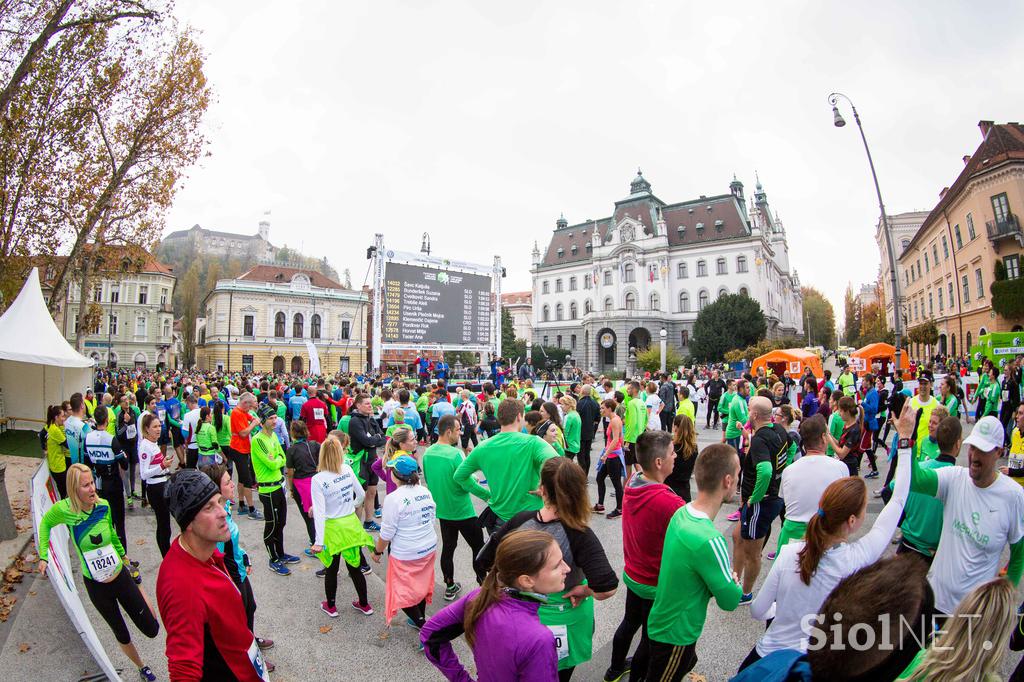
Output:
top-left (107, 281), bottom-right (119, 368)
top-left (659, 328), bottom-right (667, 373)
top-left (828, 92), bottom-right (903, 374)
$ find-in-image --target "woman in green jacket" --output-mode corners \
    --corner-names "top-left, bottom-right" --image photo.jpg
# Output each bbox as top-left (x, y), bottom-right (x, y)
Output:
top-left (38, 463), bottom-right (159, 681)
top-left (250, 404), bottom-right (299, 575)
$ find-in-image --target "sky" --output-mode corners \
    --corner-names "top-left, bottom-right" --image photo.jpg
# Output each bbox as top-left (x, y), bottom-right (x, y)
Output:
top-left (165, 0), bottom-right (1024, 319)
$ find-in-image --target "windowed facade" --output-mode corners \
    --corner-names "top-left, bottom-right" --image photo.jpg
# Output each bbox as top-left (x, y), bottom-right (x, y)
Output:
top-left (275, 312), bottom-right (286, 337)
top-left (697, 260), bottom-right (707, 277)
top-left (555, 279), bottom-right (563, 293)
top-left (966, 213), bottom-right (976, 240)
top-left (1005, 255), bottom-right (1021, 280)
top-left (623, 263), bottom-right (635, 283)
top-left (242, 355), bottom-right (254, 372)
top-left (698, 290), bottom-right (709, 310)
top-left (341, 320), bottom-right (351, 340)
top-left (311, 314), bottom-right (321, 339)
top-left (717, 287), bottom-right (728, 299)
top-left (604, 297), bottom-right (613, 311)
top-left (737, 256), bottom-right (747, 273)
top-left (991, 193), bottom-right (1011, 226)
top-left (624, 292), bottom-right (637, 310)
top-left (293, 313), bottom-right (304, 338)
top-left (954, 224), bottom-right (963, 249)
top-left (716, 257), bottom-right (727, 275)
top-left (568, 276), bottom-right (577, 291)
top-left (570, 302), bottom-right (578, 319)
top-left (138, 285), bottom-right (148, 305)
top-left (542, 305), bottom-right (550, 322)
top-left (162, 319), bottom-right (170, 338)
top-left (108, 314), bottom-right (118, 336)
top-left (948, 282), bottom-right (954, 308)
top-left (603, 270), bottom-right (612, 285)
top-left (938, 288), bottom-right (943, 312)
top-left (584, 299), bottom-right (592, 314)
top-left (679, 292), bottom-right (690, 312)
top-left (542, 280), bottom-right (550, 294)
top-left (941, 235), bottom-right (949, 259)
top-left (93, 286), bottom-right (103, 303)
top-left (975, 268), bottom-right (984, 299)
top-left (680, 330), bottom-right (689, 346)
top-left (160, 288), bottom-right (168, 305)
top-left (556, 303), bottom-right (564, 320)
top-left (962, 274), bottom-right (970, 303)
top-left (135, 316), bottom-right (146, 337)
top-left (570, 334), bottom-right (576, 350)
top-left (243, 314), bottom-right (254, 337)
top-left (650, 293), bottom-right (660, 310)
top-left (677, 262), bottom-right (688, 279)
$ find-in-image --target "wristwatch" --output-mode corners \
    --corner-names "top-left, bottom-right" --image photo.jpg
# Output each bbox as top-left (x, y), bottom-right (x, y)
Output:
top-left (898, 438), bottom-right (912, 449)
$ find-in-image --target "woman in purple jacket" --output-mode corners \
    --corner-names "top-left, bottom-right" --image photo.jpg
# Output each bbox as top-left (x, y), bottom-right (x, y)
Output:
top-left (420, 529), bottom-right (570, 682)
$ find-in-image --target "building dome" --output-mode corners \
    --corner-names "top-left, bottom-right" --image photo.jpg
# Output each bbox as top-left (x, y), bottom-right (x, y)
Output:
top-left (556, 213), bottom-right (568, 229)
top-left (630, 168), bottom-right (652, 195)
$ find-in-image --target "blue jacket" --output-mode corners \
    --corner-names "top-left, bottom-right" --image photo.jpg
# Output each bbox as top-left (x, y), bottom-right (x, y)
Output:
top-left (730, 650), bottom-right (812, 682)
top-left (862, 388), bottom-right (880, 431)
top-left (217, 502), bottom-right (249, 585)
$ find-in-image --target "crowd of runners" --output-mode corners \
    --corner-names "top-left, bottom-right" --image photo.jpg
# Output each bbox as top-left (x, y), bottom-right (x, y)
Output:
top-left (32, 354), bottom-right (1024, 681)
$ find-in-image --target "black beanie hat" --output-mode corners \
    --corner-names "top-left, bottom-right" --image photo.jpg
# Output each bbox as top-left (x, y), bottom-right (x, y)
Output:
top-left (167, 470), bottom-right (219, 531)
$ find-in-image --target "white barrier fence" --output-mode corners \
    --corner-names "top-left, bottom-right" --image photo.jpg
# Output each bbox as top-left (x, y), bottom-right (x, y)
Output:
top-left (29, 463), bottom-right (122, 681)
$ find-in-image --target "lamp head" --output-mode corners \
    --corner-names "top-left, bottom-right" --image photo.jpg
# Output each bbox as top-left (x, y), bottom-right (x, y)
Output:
top-left (832, 105), bottom-right (846, 128)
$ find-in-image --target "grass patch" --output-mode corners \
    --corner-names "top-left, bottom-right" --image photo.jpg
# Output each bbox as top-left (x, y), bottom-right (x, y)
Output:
top-left (0, 430), bottom-right (43, 459)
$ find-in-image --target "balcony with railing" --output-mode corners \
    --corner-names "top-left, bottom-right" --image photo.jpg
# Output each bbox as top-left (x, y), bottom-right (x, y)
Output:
top-left (986, 213), bottom-right (1023, 251)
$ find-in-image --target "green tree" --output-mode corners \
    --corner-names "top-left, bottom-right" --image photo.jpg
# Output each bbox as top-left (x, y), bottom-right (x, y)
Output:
top-left (690, 294), bottom-right (767, 362)
top-left (636, 345), bottom-right (684, 373)
top-left (856, 301), bottom-right (891, 346)
top-left (801, 286), bottom-right (836, 349)
top-left (178, 259), bottom-right (200, 367)
top-left (843, 284), bottom-right (861, 346)
top-left (500, 306), bottom-right (516, 355)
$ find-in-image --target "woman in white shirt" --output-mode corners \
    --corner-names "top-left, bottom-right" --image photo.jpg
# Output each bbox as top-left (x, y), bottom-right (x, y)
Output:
top-left (371, 454), bottom-right (437, 631)
top-left (740, 402), bottom-right (916, 672)
top-left (138, 413), bottom-right (174, 556)
top-left (310, 435), bottom-right (375, 618)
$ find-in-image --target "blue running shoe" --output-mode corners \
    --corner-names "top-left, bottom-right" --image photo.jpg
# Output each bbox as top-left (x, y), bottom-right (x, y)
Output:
top-left (281, 554), bottom-right (301, 565)
top-left (268, 561), bottom-right (291, 576)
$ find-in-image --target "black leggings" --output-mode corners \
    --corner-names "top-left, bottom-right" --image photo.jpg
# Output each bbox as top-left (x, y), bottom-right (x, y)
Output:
top-left (239, 577), bottom-right (257, 632)
top-left (259, 486), bottom-right (286, 562)
top-left (291, 484), bottom-right (315, 545)
top-left (460, 428), bottom-right (478, 450)
top-left (609, 585), bottom-right (654, 678)
top-left (83, 569), bottom-right (159, 645)
top-left (439, 517), bottom-right (485, 586)
top-left (51, 469), bottom-right (68, 499)
top-left (98, 475), bottom-right (127, 550)
top-left (578, 439), bottom-right (593, 479)
top-left (324, 553), bottom-right (369, 608)
top-left (596, 456), bottom-right (624, 510)
top-left (402, 598), bottom-right (427, 628)
top-left (146, 480), bottom-right (170, 557)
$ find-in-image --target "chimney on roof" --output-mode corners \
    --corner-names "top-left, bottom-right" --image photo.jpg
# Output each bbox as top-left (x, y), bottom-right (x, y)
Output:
top-left (979, 120), bottom-right (994, 139)
top-left (963, 155), bottom-right (971, 165)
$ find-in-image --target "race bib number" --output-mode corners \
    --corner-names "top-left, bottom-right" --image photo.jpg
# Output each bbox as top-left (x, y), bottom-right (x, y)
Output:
top-left (313, 408), bottom-right (325, 421)
top-left (126, 425), bottom-right (137, 439)
top-left (1003, 390), bottom-right (1010, 401)
top-left (547, 624), bottom-right (569, 661)
top-left (84, 544), bottom-right (120, 582)
top-left (247, 638), bottom-right (271, 681)
top-left (1010, 452), bottom-right (1024, 471)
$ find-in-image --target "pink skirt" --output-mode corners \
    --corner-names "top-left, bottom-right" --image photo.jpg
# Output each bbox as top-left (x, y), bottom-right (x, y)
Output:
top-left (292, 476), bottom-right (313, 514)
top-left (384, 551), bottom-right (435, 624)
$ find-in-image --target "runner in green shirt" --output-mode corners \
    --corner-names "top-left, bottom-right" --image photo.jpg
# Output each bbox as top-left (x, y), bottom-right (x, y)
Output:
top-left (676, 386), bottom-right (696, 421)
top-left (422, 414), bottom-right (489, 600)
top-left (453, 398), bottom-right (557, 532)
top-left (826, 392), bottom-right (844, 456)
top-left (647, 444), bottom-right (743, 680)
top-left (724, 381), bottom-right (750, 446)
top-left (837, 366), bottom-right (856, 396)
top-left (250, 405), bottom-right (298, 572)
top-left (561, 396), bottom-right (582, 459)
top-left (623, 381), bottom-right (647, 469)
top-left (717, 380), bottom-right (737, 437)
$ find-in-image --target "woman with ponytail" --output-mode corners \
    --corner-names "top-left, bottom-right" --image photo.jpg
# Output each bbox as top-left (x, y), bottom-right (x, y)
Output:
top-left (474, 456), bottom-right (618, 680)
top-left (421, 529), bottom-right (570, 681)
top-left (738, 400), bottom-right (918, 672)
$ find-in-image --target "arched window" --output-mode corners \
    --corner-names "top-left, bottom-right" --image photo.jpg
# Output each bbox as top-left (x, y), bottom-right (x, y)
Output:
top-left (292, 313), bottom-right (304, 338)
top-left (584, 299), bottom-right (592, 314)
top-left (679, 291), bottom-right (690, 312)
top-left (542, 305), bottom-right (550, 322)
top-left (570, 302), bottom-right (578, 319)
top-left (625, 292), bottom-right (637, 310)
top-left (677, 262), bottom-right (688, 279)
top-left (311, 314), bottom-right (321, 339)
top-left (737, 255), bottom-right (747, 273)
top-left (980, 326), bottom-right (988, 337)
top-left (716, 257), bottom-right (727, 275)
top-left (697, 259), bottom-right (707, 277)
top-left (650, 293), bottom-right (660, 310)
top-left (556, 303), bottom-right (564, 321)
top-left (718, 287), bottom-right (728, 299)
top-left (699, 290), bottom-right (710, 309)
top-left (739, 287), bottom-right (749, 297)
top-left (604, 297), bottom-right (614, 312)
top-left (274, 312), bottom-right (286, 337)
top-left (623, 263), bottom-right (635, 283)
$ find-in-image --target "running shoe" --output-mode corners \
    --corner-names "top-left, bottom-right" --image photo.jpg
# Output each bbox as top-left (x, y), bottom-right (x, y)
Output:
top-left (374, 508), bottom-right (382, 519)
top-left (321, 601), bottom-right (339, 618)
top-left (479, 479), bottom-right (487, 485)
top-left (864, 470), bottom-right (880, 479)
top-left (872, 488), bottom-right (884, 498)
top-left (727, 510), bottom-right (741, 522)
top-left (603, 657), bottom-right (633, 682)
top-left (352, 601), bottom-right (374, 616)
top-left (363, 520), bottom-right (381, 532)
top-left (315, 568), bottom-right (326, 578)
top-left (407, 617), bottom-right (423, 630)
top-left (238, 503), bottom-right (248, 515)
top-left (738, 592), bottom-right (753, 606)
top-left (606, 509), bottom-right (622, 519)
top-left (360, 563), bottom-right (373, 576)
top-left (444, 582), bottom-right (462, 601)
top-left (256, 637), bottom-right (274, 650)
top-left (766, 551), bottom-right (777, 561)
top-left (591, 504), bottom-right (606, 513)
top-left (141, 497), bottom-right (149, 509)
top-left (248, 508), bottom-right (264, 520)
top-left (268, 561), bottom-right (291, 576)
top-left (129, 559), bottom-right (140, 568)
top-left (126, 497), bottom-right (134, 510)
top-left (304, 548), bottom-right (316, 558)
top-left (139, 666), bottom-right (156, 682)
top-left (281, 554), bottom-right (301, 565)
top-left (265, 660), bottom-right (276, 674)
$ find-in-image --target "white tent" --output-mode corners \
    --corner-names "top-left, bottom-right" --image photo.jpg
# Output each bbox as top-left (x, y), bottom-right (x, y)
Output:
top-left (0, 268), bottom-right (93, 430)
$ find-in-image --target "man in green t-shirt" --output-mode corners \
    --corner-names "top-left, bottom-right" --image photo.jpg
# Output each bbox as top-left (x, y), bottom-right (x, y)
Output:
top-left (647, 443), bottom-right (743, 681)
top-left (423, 414), bottom-right (489, 601)
top-left (717, 379), bottom-right (737, 439)
top-left (895, 415), bottom-right (960, 562)
top-left (453, 398), bottom-right (558, 533)
top-left (837, 366), bottom-right (856, 396)
top-left (724, 380), bottom-right (750, 451)
top-left (623, 381), bottom-right (647, 471)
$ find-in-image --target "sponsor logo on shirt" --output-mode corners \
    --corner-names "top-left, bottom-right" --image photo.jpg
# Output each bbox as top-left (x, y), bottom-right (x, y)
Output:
top-left (952, 513), bottom-right (990, 547)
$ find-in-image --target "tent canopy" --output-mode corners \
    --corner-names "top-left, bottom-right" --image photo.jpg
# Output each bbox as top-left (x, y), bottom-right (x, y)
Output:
top-left (0, 269), bottom-right (93, 428)
top-left (751, 348), bottom-right (823, 379)
top-left (851, 342), bottom-right (909, 371)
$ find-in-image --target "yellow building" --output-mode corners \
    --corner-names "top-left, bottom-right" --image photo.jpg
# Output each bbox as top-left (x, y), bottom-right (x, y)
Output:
top-left (899, 120), bottom-right (1024, 358)
top-left (195, 265), bottom-right (367, 374)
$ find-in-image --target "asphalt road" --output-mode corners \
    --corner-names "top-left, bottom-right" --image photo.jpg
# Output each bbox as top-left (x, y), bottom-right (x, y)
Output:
top-left (2, 403), bottom-right (1021, 682)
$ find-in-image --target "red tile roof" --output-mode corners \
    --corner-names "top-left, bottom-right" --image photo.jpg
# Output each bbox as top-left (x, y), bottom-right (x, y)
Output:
top-left (239, 264), bottom-right (344, 290)
top-left (501, 291), bottom-right (532, 305)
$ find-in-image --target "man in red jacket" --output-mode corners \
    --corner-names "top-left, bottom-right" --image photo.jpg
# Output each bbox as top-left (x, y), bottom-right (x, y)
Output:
top-left (158, 470), bottom-right (273, 681)
top-left (604, 430), bottom-right (684, 682)
top-left (299, 390), bottom-right (330, 443)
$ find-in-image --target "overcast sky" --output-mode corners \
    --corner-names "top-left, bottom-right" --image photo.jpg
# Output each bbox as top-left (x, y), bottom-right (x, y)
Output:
top-left (166, 0), bottom-right (1024, 320)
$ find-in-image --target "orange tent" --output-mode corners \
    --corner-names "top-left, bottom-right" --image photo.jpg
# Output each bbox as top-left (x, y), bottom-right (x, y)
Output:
top-left (850, 342), bottom-right (909, 375)
top-left (751, 348), bottom-right (823, 380)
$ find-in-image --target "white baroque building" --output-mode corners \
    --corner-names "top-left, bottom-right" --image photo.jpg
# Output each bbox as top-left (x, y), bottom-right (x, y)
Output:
top-left (531, 171), bottom-right (803, 373)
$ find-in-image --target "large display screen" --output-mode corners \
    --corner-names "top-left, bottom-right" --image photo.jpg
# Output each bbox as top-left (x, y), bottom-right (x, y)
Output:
top-left (382, 261), bottom-right (492, 346)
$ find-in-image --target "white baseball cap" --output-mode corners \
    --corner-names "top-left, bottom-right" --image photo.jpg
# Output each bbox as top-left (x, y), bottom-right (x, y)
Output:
top-left (963, 416), bottom-right (1004, 453)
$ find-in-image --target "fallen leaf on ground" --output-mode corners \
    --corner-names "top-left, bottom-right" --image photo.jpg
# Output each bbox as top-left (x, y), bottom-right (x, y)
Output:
top-left (28, 591), bottom-right (35, 596)
top-left (319, 625), bottom-right (332, 634)
top-left (17, 643), bottom-right (30, 653)
top-left (135, 539), bottom-right (146, 545)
